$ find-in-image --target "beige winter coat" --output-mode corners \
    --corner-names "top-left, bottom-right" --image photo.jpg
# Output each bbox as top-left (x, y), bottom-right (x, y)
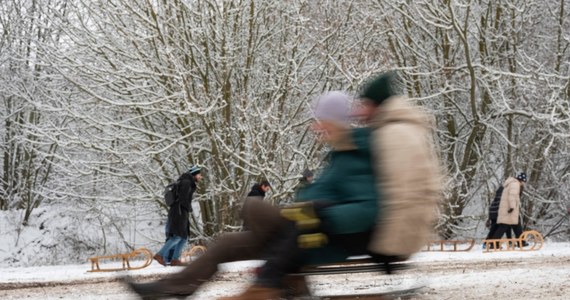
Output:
top-left (497, 177), bottom-right (523, 225)
top-left (367, 96), bottom-right (443, 257)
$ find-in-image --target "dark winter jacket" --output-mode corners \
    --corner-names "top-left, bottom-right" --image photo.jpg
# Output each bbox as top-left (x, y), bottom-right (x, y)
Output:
top-left (247, 184), bottom-right (266, 198)
top-left (297, 127), bottom-right (379, 235)
top-left (167, 173), bottom-right (196, 238)
top-left (296, 127), bottom-right (379, 265)
top-left (294, 179), bottom-right (311, 199)
top-left (488, 186), bottom-right (504, 221)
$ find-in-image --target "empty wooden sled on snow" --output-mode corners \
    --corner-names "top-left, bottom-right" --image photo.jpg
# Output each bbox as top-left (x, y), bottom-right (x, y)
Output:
top-left (88, 247), bottom-right (153, 272)
top-left (422, 239), bottom-right (476, 252)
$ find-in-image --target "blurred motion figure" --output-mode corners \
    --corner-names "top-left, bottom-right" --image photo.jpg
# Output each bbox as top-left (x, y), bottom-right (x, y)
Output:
top-left (355, 71), bottom-right (442, 260)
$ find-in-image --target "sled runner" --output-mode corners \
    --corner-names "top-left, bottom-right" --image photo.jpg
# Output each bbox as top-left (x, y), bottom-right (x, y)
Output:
top-left (287, 257), bottom-right (420, 299)
top-left (281, 202), bottom-right (423, 299)
top-left (422, 239), bottom-right (475, 252)
top-left (482, 230), bottom-right (544, 252)
top-left (305, 285), bottom-right (425, 299)
top-left (180, 245), bottom-right (207, 264)
top-left (295, 258), bottom-right (411, 276)
top-left (88, 247), bottom-right (153, 272)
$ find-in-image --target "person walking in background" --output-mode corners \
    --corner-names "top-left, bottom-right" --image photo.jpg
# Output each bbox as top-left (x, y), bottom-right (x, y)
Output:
top-left (490, 172), bottom-right (527, 244)
top-left (247, 180), bottom-right (271, 198)
top-left (153, 165), bottom-right (202, 267)
top-left (294, 169), bottom-right (314, 199)
top-left (301, 169), bottom-right (314, 185)
top-left (484, 184), bottom-right (512, 244)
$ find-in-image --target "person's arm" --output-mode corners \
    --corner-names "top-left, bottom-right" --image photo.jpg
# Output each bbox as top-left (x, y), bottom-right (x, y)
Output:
top-left (178, 180), bottom-right (194, 211)
top-left (506, 183), bottom-right (520, 213)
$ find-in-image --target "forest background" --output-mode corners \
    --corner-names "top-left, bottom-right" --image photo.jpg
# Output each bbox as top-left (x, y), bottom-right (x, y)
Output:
top-left (1, 0), bottom-right (569, 267)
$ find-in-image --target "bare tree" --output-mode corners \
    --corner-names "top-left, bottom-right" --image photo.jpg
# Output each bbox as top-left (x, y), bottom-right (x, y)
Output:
top-left (2, 0), bottom-right (569, 266)
top-left (38, 0), bottom-right (368, 249)
top-left (0, 0), bottom-right (69, 224)
top-left (359, 0), bottom-right (570, 238)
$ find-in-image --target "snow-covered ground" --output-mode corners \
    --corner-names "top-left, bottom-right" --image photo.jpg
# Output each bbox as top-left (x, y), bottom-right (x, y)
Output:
top-left (1, 242), bottom-right (569, 299)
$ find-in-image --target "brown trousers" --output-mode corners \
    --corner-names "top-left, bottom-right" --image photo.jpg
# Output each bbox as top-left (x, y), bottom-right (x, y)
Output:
top-left (157, 197), bottom-right (289, 294)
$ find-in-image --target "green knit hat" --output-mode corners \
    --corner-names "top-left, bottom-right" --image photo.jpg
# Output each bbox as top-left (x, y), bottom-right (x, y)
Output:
top-left (359, 71), bottom-right (397, 105)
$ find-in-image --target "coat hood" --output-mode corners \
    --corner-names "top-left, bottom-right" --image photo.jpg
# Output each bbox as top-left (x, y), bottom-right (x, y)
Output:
top-left (370, 96), bottom-right (434, 131)
top-left (179, 172), bottom-right (197, 187)
top-left (503, 177), bottom-right (519, 188)
top-left (179, 172), bottom-right (192, 180)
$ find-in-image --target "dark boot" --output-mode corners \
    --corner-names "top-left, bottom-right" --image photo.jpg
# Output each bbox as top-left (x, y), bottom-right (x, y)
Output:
top-left (170, 259), bottom-right (185, 266)
top-left (153, 254), bottom-right (166, 266)
top-left (124, 278), bottom-right (193, 300)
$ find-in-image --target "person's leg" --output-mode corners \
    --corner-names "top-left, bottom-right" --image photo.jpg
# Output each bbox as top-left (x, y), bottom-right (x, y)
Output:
top-left (157, 237), bottom-right (180, 257)
top-left (162, 198), bottom-right (290, 285)
top-left (255, 221), bottom-right (300, 288)
top-left (485, 220), bottom-right (498, 240)
top-left (483, 220), bottom-right (499, 249)
top-left (488, 224), bottom-right (512, 249)
top-left (128, 232), bottom-right (271, 297)
top-left (218, 222), bottom-right (304, 300)
top-left (155, 236), bottom-right (182, 265)
top-left (241, 197), bottom-right (293, 239)
top-left (127, 197), bottom-right (291, 297)
top-left (511, 221), bottom-right (528, 248)
top-left (157, 231), bottom-right (269, 292)
top-left (490, 224), bottom-right (509, 240)
top-left (512, 223), bottom-right (524, 238)
top-left (167, 248), bottom-right (175, 263)
top-left (169, 237), bottom-right (188, 265)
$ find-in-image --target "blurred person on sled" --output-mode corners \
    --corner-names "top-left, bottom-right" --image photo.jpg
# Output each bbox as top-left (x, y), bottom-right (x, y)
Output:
top-left (221, 72), bottom-right (443, 299)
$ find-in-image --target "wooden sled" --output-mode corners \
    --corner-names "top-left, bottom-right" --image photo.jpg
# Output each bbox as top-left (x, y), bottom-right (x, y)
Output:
top-left (296, 258), bottom-right (411, 276)
top-left (482, 230), bottom-right (544, 252)
top-left (88, 247), bottom-right (153, 272)
top-left (423, 239), bottom-right (475, 252)
top-left (180, 245), bottom-right (207, 264)
top-left (312, 286), bottom-right (424, 299)
top-left (290, 257), bottom-right (418, 299)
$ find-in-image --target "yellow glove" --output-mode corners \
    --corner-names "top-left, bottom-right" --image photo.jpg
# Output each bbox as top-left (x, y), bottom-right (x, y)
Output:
top-left (281, 203), bottom-right (320, 230)
top-left (298, 233), bottom-right (328, 249)
top-left (281, 202), bottom-right (329, 248)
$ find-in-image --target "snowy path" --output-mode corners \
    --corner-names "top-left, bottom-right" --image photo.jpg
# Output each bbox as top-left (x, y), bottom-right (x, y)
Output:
top-left (1, 243), bottom-right (570, 299)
